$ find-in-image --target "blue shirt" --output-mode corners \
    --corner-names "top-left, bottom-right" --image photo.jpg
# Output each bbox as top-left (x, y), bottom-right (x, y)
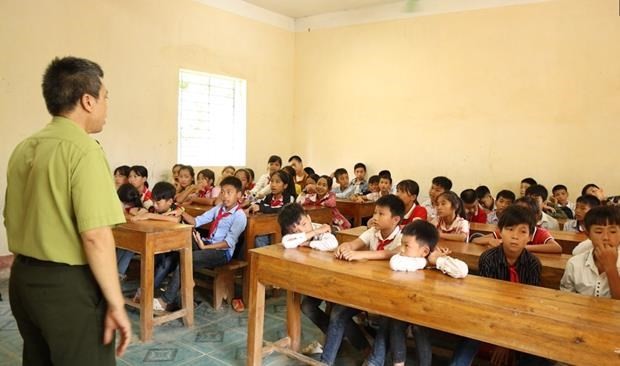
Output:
top-left (195, 204), bottom-right (247, 261)
top-left (333, 184), bottom-right (356, 199)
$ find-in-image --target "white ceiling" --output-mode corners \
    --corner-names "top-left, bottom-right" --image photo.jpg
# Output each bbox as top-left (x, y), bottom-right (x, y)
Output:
top-left (243, 0), bottom-right (402, 18)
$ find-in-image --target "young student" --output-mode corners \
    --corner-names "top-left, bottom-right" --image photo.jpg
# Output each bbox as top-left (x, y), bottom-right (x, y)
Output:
top-left (171, 163), bottom-right (183, 190)
top-left (114, 165), bottom-right (130, 190)
top-left (472, 197), bottom-right (562, 254)
top-left (332, 168), bottom-right (355, 199)
top-left (216, 165), bottom-right (235, 186)
top-left (519, 177), bottom-right (537, 198)
top-left (128, 165), bottom-right (153, 210)
top-left (117, 183), bottom-right (147, 217)
top-left (304, 167), bottom-right (316, 176)
top-left (246, 168), bottom-right (255, 191)
top-left (351, 162), bottom-right (368, 195)
top-left (422, 176), bottom-right (452, 222)
top-left (155, 176), bottom-right (247, 311)
top-left (451, 205), bottom-right (550, 366)
top-left (321, 195), bottom-right (405, 366)
top-left (288, 155), bottom-right (309, 190)
top-left (366, 221), bottom-right (468, 366)
top-left (300, 175), bottom-right (351, 230)
top-left (118, 182), bottom-right (183, 284)
top-left (582, 183), bottom-right (620, 205)
top-left (234, 168), bottom-right (253, 208)
top-left (396, 179), bottom-right (427, 226)
top-left (282, 165), bottom-right (302, 195)
top-left (563, 194), bottom-right (601, 233)
top-left (432, 191), bottom-right (469, 242)
top-left (486, 190), bottom-right (516, 225)
top-left (460, 189), bottom-right (487, 224)
top-left (249, 170), bottom-right (297, 247)
top-left (185, 168), bottom-right (221, 206)
top-left (174, 165), bottom-right (196, 203)
top-left (552, 184), bottom-right (575, 217)
top-left (278, 203), bottom-right (368, 355)
top-left (560, 206), bottom-right (620, 299)
top-left (354, 173), bottom-right (392, 202)
top-left (251, 155), bottom-right (282, 199)
top-left (525, 185), bottom-right (560, 230)
top-left (296, 174), bottom-right (319, 203)
top-left (363, 175), bottom-right (380, 195)
top-left (475, 185), bottom-right (494, 213)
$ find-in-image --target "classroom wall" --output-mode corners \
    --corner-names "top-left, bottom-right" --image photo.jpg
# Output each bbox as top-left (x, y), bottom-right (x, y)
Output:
top-left (0, 0), bottom-right (295, 255)
top-left (294, 0), bottom-right (620, 199)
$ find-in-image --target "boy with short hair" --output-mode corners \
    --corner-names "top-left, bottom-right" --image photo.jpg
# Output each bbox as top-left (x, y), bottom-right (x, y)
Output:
top-left (563, 194), bottom-right (601, 233)
top-left (525, 184), bottom-right (560, 231)
top-left (288, 155), bottom-right (308, 190)
top-left (486, 190), bottom-right (516, 225)
top-left (519, 177), bottom-right (537, 198)
top-left (422, 176), bottom-right (452, 222)
top-left (332, 168), bottom-right (355, 199)
top-left (130, 181), bottom-right (183, 223)
top-left (364, 175), bottom-right (380, 195)
top-left (154, 176), bottom-right (247, 311)
top-left (351, 162), bottom-right (368, 195)
top-left (278, 204), bottom-right (368, 355)
top-left (552, 184), bottom-right (575, 217)
top-left (475, 185), bottom-right (494, 212)
top-left (473, 197), bottom-right (562, 254)
top-left (320, 195), bottom-right (405, 365)
top-left (560, 206), bottom-right (620, 299)
top-left (460, 189), bottom-right (487, 224)
top-left (355, 173), bottom-right (391, 202)
top-left (452, 205), bottom-right (551, 366)
top-left (251, 155), bottom-right (282, 199)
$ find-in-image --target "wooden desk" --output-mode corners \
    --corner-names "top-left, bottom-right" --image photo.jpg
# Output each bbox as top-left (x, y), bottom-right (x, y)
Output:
top-left (113, 221), bottom-right (194, 342)
top-left (182, 203), bottom-right (213, 218)
top-left (336, 199), bottom-right (375, 227)
top-left (336, 227), bottom-right (568, 289)
top-left (247, 245), bottom-right (620, 366)
top-left (469, 222), bottom-right (586, 254)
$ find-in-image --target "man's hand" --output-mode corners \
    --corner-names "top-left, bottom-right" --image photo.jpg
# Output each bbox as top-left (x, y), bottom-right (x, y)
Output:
top-left (103, 306), bottom-right (131, 356)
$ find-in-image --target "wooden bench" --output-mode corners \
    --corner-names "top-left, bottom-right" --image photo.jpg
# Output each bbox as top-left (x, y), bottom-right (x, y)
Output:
top-left (194, 259), bottom-right (248, 310)
top-left (469, 222), bottom-right (586, 254)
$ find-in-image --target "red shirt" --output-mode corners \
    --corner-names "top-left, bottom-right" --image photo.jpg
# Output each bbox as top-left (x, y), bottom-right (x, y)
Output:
top-left (493, 226), bottom-right (553, 245)
top-left (466, 206), bottom-right (487, 224)
top-left (401, 204), bottom-right (428, 227)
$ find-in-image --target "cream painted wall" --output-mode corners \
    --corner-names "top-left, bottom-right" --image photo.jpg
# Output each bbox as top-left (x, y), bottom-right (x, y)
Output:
top-left (294, 0), bottom-right (620, 200)
top-left (0, 0), bottom-right (295, 255)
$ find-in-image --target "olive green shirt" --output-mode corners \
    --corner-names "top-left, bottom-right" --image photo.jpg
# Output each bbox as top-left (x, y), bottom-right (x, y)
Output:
top-left (4, 116), bottom-right (125, 265)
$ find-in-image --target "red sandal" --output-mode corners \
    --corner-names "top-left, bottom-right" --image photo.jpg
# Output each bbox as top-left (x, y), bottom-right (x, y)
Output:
top-left (231, 298), bottom-right (245, 312)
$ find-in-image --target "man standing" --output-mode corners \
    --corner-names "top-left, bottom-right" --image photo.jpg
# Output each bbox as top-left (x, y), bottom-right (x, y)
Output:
top-left (4, 57), bottom-right (131, 365)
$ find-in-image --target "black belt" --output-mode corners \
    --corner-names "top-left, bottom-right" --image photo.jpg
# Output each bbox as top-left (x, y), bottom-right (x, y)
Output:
top-left (16, 255), bottom-right (71, 267)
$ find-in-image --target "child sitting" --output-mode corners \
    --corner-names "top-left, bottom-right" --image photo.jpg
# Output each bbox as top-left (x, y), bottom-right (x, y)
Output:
top-left (563, 194), bottom-right (601, 233)
top-left (552, 184), bottom-right (575, 218)
top-left (432, 191), bottom-right (469, 242)
top-left (288, 155), bottom-right (309, 190)
top-left (320, 195), bottom-right (405, 366)
top-left (519, 177), bottom-right (537, 198)
top-left (475, 185), bottom-right (494, 213)
top-left (473, 197), bottom-right (562, 254)
top-left (251, 155), bottom-right (282, 199)
top-left (114, 165), bottom-right (130, 190)
top-left (363, 175), bottom-right (380, 195)
top-left (451, 205), bottom-right (550, 366)
top-left (422, 176), bottom-right (452, 222)
top-left (366, 221), bottom-right (467, 366)
top-left (300, 175), bottom-right (351, 231)
top-left (185, 168), bottom-right (221, 206)
top-left (128, 165), bottom-right (153, 210)
top-left (296, 173), bottom-right (320, 204)
top-left (332, 168), bottom-right (355, 199)
top-left (117, 183), bottom-right (147, 217)
top-left (155, 176), bottom-right (247, 311)
top-left (460, 189), bottom-right (487, 224)
top-left (354, 173), bottom-right (392, 202)
top-left (560, 206), bottom-right (620, 299)
top-left (234, 168), bottom-right (253, 208)
top-left (486, 190), bottom-right (516, 224)
top-left (351, 162), bottom-right (368, 195)
top-left (174, 165), bottom-right (196, 203)
top-left (582, 183), bottom-right (620, 205)
top-left (525, 184), bottom-right (560, 230)
top-left (395, 179), bottom-right (427, 226)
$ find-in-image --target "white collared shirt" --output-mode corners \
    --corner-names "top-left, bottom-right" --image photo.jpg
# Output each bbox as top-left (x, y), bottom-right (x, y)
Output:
top-left (282, 223), bottom-right (338, 251)
top-left (538, 212), bottom-right (560, 231)
top-left (359, 226), bottom-right (401, 251)
top-left (560, 248), bottom-right (620, 298)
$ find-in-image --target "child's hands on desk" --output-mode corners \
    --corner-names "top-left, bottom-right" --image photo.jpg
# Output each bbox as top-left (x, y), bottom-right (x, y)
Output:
top-left (334, 242), bottom-right (354, 259)
top-left (339, 250), bottom-right (364, 261)
top-left (248, 203), bottom-right (260, 214)
top-left (427, 247), bottom-right (451, 265)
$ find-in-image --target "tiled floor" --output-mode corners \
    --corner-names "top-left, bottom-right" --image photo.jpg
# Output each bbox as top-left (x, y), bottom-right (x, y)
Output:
top-left (0, 276), bottom-right (367, 366)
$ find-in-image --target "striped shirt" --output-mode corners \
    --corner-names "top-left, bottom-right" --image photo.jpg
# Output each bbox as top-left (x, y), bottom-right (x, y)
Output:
top-left (478, 246), bottom-right (541, 286)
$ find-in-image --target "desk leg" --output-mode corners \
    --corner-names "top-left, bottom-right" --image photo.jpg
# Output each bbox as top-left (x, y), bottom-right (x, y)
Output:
top-left (354, 207), bottom-right (362, 227)
top-left (179, 246), bottom-right (194, 327)
top-left (286, 291), bottom-right (302, 352)
top-left (247, 257), bottom-right (265, 366)
top-left (140, 249), bottom-right (154, 342)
